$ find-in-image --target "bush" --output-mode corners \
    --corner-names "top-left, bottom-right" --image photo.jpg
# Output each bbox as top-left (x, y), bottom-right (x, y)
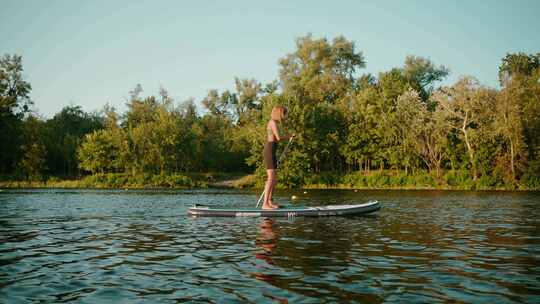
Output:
top-left (341, 172), bottom-right (366, 187)
top-left (46, 176), bottom-right (61, 184)
top-left (520, 159), bottom-right (540, 190)
top-left (78, 173), bottom-right (195, 188)
top-left (443, 170), bottom-right (477, 189)
top-left (414, 173), bottom-right (437, 188)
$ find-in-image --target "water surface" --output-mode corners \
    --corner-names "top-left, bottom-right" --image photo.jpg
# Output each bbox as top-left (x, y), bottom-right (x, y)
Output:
top-left (1, 189), bottom-right (539, 303)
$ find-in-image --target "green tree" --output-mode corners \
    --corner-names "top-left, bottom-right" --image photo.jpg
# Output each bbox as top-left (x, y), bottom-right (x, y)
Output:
top-left (0, 54), bottom-right (32, 114)
top-left (271, 34), bottom-right (365, 182)
top-left (125, 102), bottom-right (169, 174)
top-left (18, 143), bottom-right (47, 180)
top-left (341, 86), bottom-right (381, 172)
top-left (0, 54), bottom-right (32, 175)
top-left (433, 77), bottom-right (496, 180)
top-left (395, 89), bottom-right (424, 174)
top-left (78, 129), bottom-right (120, 174)
top-left (373, 69), bottom-right (411, 170)
top-left (398, 90), bottom-right (450, 177)
top-left (494, 53), bottom-right (540, 185)
top-left (233, 77), bottom-right (262, 124)
top-left (279, 34), bottom-right (365, 104)
top-left (18, 115), bottom-right (47, 180)
top-left (498, 52), bottom-right (540, 85)
top-left (522, 68), bottom-right (540, 158)
top-left (176, 98), bottom-right (206, 171)
top-left (201, 89), bottom-right (235, 117)
top-left (402, 55), bottom-right (449, 104)
top-left (44, 105), bottom-right (103, 176)
top-left (493, 84), bottom-right (527, 184)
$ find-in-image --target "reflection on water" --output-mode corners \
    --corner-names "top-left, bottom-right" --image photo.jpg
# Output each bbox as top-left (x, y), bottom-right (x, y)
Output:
top-left (0, 189), bottom-right (539, 303)
top-left (254, 218), bottom-right (290, 304)
top-left (255, 218), bottom-right (278, 267)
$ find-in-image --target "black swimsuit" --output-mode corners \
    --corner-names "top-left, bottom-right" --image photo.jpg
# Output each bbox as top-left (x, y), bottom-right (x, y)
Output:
top-left (263, 141), bottom-right (278, 169)
top-left (263, 127), bottom-right (278, 169)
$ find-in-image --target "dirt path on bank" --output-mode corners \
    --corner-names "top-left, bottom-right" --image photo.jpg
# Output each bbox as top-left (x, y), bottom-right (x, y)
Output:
top-left (209, 174), bottom-right (254, 188)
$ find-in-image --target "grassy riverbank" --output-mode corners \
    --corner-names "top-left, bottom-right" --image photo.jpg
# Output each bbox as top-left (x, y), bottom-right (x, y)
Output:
top-left (244, 170), bottom-right (539, 191)
top-left (2, 170), bottom-right (537, 191)
top-left (0, 173), bottom-right (204, 189)
top-left (300, 171), bottom-right (538, 191)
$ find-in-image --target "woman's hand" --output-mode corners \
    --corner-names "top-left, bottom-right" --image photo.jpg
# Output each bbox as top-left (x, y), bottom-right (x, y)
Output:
top-left (286, 133), bottom-right (296, 141)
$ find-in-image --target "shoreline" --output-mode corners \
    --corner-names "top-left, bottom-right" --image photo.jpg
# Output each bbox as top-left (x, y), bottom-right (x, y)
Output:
top-left (0, 182), bottom-right (537, 192)
top-left (1, 171), bottom-right (538, 191)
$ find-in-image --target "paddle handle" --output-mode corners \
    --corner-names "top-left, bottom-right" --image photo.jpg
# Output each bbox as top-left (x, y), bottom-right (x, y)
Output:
top-left (256, 135), bottom-right (294, 208)
top-left (255, 190), bottom-right (265, 208)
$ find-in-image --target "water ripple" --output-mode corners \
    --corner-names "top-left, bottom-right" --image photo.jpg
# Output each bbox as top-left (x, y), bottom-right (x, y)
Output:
top-left (0, 189), bottom-right (539, 303)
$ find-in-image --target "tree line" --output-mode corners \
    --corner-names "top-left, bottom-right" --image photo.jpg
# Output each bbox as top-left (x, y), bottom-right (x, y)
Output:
top-left (1, 35), bottom-right (539, 189)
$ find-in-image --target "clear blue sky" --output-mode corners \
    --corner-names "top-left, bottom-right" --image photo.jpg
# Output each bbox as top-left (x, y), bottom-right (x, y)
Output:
top-left (1, 0), bottom-right (539, 117)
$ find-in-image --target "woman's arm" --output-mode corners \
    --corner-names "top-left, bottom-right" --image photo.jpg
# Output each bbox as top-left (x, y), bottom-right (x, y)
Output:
top-left (270, 120), bottom-right (293, 142)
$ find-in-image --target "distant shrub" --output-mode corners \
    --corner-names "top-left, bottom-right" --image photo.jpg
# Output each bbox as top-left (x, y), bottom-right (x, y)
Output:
top-left (78, 173), bottom-right (194, 188)
top-left (305, 172), bottom-right (340, 187)
top-left (47, 176), bottom-right (61, 183)
top-left (520, 159), bottom-right (540, 190)
top-left (414, 173), bottom-right (437, 187)
top-left (340, 172), bottom-right (364, 187)
top-left (521, 174), bottom-right (540, 190)
top-left (476, 174), bottom-right (505, 190)
top-left (443, 170), bottom-right (483, 189)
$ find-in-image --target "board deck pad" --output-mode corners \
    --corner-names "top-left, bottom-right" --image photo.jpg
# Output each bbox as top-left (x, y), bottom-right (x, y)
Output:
top-left (188, 200), bottom-right (380, 217)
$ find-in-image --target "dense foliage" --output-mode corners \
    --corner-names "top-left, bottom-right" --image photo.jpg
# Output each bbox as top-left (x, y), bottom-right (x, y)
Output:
top-left (1, 35), bottom-right (538, 189)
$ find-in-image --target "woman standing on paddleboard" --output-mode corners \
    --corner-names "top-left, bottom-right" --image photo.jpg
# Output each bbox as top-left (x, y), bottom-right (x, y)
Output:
top-left (262, 106), bottom-right (293, 210)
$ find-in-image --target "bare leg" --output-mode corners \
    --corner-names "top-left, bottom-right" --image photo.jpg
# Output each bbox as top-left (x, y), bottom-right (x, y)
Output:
top-left (267, 173), bottom-right (274, 204)
top-left (262, 169), bottom-right (276, 209)
top-left (268, 170), bottom-right (279, 208)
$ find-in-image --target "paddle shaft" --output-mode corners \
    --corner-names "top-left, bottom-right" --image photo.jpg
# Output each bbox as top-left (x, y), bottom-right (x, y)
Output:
top-left (256, 136), bottom-right (294, 207)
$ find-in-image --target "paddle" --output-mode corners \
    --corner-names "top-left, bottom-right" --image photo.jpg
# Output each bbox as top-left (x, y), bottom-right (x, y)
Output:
top-left (256, 135), bottom-right (295, 208)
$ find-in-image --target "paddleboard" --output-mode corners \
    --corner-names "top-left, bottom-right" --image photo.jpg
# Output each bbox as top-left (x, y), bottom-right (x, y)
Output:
top-left (188, 200), bottom-right (380, 217)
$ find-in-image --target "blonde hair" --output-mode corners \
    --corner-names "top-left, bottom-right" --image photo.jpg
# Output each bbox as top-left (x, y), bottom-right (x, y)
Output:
top-left (271, 106), bottom-right (287, 121)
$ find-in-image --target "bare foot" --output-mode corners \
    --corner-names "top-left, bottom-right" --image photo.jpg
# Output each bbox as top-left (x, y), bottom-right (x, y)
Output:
top-left (262, 204), bottom-right (275, 210)
top-left (268, 201), bottom-right (280, 209)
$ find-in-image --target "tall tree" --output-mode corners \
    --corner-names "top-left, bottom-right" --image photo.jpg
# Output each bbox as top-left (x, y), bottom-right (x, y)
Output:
top-left (18, 115), bottom-right (47, 180)
top-left (274, 34), bottom-right (365, 179)
top-left (402, 55), bottom-right (449, 104)
top-left (494, 84), bottom-right (526, 184)
top-left (279, 34), bottom-right (365, 104)
top-left (201, 89), bottom-right (235, 117)
top-left (394, 89), bottom-right (424, 174)
top-left (0, 54), bottom-right (32, 175)
top-left (233, 77), bottom-right (262, 124)
top-left (397, 89), bottom-right (449, 177)
top-left (78, 129), bottom-right (120, 174)
top-left (494, 53), bottom-right (540, 185)
top-left (0, 54), bottom-right (32, 115)
top-left (498, 53), bottom-right (540, 171)
top-left (340, 86), bottom-right (381, 172)
top-left (498, 52), bottom-right (540, 85)
top-left (433, 77), bottom-right (496, 180)
top-left (44, 105), bottom-right (103, 176)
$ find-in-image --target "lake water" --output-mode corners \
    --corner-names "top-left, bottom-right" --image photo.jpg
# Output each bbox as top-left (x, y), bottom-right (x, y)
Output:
top-left (1, 189), bottom-right (539, 303)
